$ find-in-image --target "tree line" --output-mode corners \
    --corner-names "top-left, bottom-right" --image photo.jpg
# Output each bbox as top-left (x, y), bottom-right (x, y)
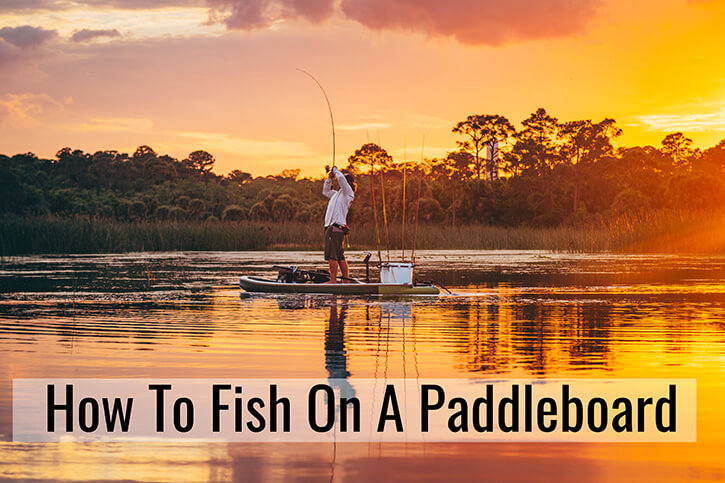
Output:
top-left (2, 107), bottom-right (724, 228)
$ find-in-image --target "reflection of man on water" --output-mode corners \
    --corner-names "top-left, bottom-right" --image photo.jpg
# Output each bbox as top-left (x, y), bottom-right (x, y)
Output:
top-left (322, 166), bottom-right (356, 283)
top-left (325, 298), bottom-right (355, 399)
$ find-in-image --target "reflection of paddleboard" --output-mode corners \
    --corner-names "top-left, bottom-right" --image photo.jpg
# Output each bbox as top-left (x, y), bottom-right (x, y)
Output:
top-left (239, 276), bottom-right (440, 295)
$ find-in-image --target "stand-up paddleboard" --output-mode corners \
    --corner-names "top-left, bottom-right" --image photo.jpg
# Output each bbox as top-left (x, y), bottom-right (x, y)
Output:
top-left (239, 276), bottom-right (440, 295)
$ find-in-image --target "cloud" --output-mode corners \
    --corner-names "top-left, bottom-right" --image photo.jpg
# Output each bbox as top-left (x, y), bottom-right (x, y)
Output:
top-left (1, 0), bottom-right (600, 45)
top-left (338, 122), bottom-right (392, 131)
top-left (0, 25), bottom-right (57, 48)
top-left (0, 93), bottom-right (66, 122)
top-left (177, 131), bottom-right (316, 158)
top-left (0, 40), bottom-right (16, 64)
top-left (0, 26), bottom-right (58, 67)
top-left (341, 0), bottom-right (602, 45)
top-left (407, 113), bottom-right (451, 129)
top-left (0, 0), bottom-right (63, 12)
top-left (206, 0), bottom-right (600, 45)
top-left (81, 0), bottom-right (205, 8)
top-left (74, 117), bottom-right (155, 132)
top-left (390, 145), bottom-right (448, 160)
top-left (71, 29), bottom-right (122, 42)
top-left (0, 0), bottom-right (203, 12)
top-left (637, 110), bottom-right (725, 132)
top-left (207, 0), bottom-right (335, 29)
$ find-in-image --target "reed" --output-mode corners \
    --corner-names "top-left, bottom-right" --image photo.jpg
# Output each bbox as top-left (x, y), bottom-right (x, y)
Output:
top-left (1, 212), bottom-right (724, 255)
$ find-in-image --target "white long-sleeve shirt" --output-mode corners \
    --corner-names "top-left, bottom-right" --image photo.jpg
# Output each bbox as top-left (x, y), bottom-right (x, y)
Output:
top-left (322, 167), bottom-right (355, 227)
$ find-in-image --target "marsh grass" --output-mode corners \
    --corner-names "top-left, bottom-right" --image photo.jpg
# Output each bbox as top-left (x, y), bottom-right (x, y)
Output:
top-left (1, 211), bottom-right (724, 255)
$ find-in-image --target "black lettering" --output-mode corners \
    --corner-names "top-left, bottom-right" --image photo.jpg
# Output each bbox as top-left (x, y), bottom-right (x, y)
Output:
top-left (308, 384), bottom-right (334, 432)
top-left (499, 385), bottom-right (519, 432)
top-left (173, 397), bottom-right (194, 432)
top-left (103, 398), bottom-right (133, 432)
top-left (612, 397), bottom-right (632, 432)
top-left (637, 397), bottom-right (653, 432)
top-left (377, 385), bottom-right (403, 432)
top-left (655, 385), bottom-right (676, 432)
top-left (78, 397), bottom-right (99, 432)
top-left (212, 384), bottom-right (231, 432)
top-left (524, 384), bottom-right (532, 432)
top-left (235, 386), bottom-right (243, 432)
top-left (537, 397), bottom-right (557, 432)
top-left (270, 385), bottom-right (290, 432)
top-left (47, 384), bottom-right (73, 432)
top-left (247, 397), bottom-right (266, 433)
top-left (421, 385), bottom-right (444, 432)
top-left (472, 385), bottom-right (494, 432)
top-left (587, 397), bottom-right (607, 432)
top-left (340, 397), bottom-right (360, 432)
top-left (448, 397), bottom-right (468, 433)
top-left (562, 384), bottom-right (583, 432)
top-left (148, 384), bottom-right (171, 432)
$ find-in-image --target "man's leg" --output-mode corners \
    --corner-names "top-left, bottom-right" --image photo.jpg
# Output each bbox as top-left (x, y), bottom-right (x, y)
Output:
top-left (327, 260), bottom-right (339, 283)
top-left (339, 259), bottom-right (349, 281)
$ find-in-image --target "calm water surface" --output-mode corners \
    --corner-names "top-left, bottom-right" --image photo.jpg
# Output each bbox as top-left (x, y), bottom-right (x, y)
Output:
top-left (1, 250), bottom-right (724, 482)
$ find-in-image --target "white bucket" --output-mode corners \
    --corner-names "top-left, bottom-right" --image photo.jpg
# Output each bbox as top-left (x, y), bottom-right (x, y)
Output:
top-left (379, 262), bottom-right (413, 284)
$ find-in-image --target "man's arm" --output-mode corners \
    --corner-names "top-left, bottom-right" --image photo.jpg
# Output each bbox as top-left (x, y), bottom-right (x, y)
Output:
top-left (333, 167), bottom-right (354, 197)
top-left (322, 173), bottom-right (334, 199)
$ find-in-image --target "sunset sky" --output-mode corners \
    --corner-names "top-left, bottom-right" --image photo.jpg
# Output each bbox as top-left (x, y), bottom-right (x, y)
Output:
top-left (2, 0), bottom-right (725, 177)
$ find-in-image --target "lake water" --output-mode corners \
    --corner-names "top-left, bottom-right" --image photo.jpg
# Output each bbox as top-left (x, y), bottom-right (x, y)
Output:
top-left (1, 251), bottom-right (724, 481)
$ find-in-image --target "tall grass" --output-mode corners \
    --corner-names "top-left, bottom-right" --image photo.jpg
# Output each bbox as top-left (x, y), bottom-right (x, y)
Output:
top-left (603, 209), bottom-right (725, 253)
top-left (1, 211), bottom-right (724, 255)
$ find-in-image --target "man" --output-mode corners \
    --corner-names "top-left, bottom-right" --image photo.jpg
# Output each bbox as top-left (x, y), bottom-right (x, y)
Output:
top-left (322, 165), bottom-right (356, 282)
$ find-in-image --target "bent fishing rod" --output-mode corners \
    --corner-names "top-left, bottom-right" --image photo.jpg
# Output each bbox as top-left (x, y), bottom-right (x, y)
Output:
top-left (296, 68), bottom-right (336, 168)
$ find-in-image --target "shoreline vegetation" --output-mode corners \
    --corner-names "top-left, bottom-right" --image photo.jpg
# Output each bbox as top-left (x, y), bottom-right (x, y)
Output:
top-left (3, 108), bottom-right (725, 255)
top-left (2, 210), bottom-right (723, 256)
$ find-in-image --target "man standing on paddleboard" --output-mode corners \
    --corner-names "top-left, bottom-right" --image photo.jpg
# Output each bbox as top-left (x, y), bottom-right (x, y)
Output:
top-left (322, 165), bottom-right (356, 282)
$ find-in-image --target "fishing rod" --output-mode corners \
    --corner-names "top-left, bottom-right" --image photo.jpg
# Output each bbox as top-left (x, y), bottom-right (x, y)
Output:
top-left (296, 68), bottom-right (336, 167)
top-left (402, 139), bottom-right (406, 261)
top-left (376, 131), bottom-right (390, 261)
top-left (412, 136), bottom-right (424, 264)
top-left (380, 169), bottom-right (390, 262)
top-left (370, 168), bottom-right (383, 265)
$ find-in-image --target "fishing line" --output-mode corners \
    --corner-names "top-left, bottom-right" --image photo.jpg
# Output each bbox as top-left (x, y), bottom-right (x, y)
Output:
top-left (296, 68), bottom-right (336, 167)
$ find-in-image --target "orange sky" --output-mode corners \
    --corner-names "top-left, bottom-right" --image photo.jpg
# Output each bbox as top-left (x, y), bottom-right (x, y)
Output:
top-left (1, 0), bottom-right (725, 177)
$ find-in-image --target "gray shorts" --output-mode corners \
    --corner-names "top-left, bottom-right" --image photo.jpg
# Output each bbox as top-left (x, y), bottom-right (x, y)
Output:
top-left (324, 225), bottom-right (346, 261)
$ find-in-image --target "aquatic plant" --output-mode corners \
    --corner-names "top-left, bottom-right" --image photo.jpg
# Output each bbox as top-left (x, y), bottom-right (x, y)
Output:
top-left (1, 211), bottom-right (723, 255)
